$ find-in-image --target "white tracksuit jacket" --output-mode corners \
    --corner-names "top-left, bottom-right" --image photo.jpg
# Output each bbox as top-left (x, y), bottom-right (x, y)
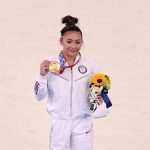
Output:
top-left (34, 54), bottom-right (109, 119)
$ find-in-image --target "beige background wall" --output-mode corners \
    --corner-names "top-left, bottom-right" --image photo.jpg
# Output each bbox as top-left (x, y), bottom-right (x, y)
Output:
top-left (0, 0), bottom-right (150, 150)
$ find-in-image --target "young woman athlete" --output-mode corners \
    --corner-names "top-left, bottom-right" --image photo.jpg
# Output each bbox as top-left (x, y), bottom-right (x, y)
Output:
top-left (34, 15), bottom-right (109, 150)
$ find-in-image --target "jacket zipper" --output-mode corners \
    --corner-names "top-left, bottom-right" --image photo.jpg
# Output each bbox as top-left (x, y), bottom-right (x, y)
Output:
top-left (70, 68), bottom-right (73, 118)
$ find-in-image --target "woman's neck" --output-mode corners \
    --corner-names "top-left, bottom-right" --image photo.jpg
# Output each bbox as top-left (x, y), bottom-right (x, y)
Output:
top-left (62, 52), bottom-right (76, 66)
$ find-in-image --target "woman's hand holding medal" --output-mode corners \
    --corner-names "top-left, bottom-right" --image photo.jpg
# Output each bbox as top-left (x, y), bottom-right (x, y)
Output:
top-left (40, 60), bottom-right (61, 76)
top-left (40, 60), bottom-right (51, 76)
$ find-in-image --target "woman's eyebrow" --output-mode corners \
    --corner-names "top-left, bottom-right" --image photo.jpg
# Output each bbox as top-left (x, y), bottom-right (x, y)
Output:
top-left (67, 39), bottom-right (81, 41)
top-left (75, 39), bottom-right (81, 41)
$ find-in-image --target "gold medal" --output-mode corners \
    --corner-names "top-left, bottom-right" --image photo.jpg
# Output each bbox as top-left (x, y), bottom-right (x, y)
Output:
top-left (49, 61), bottom-right (60, 73)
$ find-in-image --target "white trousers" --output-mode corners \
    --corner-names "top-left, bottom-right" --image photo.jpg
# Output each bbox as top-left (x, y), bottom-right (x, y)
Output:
top-left (49, 116), bottom-right (93, 150)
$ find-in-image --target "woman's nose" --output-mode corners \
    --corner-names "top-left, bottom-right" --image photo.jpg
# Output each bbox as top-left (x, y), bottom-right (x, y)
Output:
top-left (71, 43), bottom-right (77, 48)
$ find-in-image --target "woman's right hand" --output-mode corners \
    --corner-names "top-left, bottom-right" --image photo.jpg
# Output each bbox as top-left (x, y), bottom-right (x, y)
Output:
top-left (40, 60), bottom-right (50, 76)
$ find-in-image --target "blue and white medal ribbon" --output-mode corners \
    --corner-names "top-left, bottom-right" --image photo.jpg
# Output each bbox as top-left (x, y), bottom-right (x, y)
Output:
top-left (58, 50), bottom-right (81, 74)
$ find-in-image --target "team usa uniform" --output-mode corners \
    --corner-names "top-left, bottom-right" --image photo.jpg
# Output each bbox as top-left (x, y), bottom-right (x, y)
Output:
top-left (34, 54), bottom-right (109, 150)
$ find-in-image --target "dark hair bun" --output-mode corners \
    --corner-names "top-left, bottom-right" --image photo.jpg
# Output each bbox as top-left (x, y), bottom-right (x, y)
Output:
top-left (62, 15), bottom-right (78, 26)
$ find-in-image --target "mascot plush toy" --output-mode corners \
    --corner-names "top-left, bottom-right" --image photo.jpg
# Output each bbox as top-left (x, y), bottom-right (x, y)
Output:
top-left (88, 74), bottom-right (112, 112)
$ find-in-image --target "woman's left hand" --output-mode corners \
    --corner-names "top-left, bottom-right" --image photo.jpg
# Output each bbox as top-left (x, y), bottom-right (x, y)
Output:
top-left (97, 92), bottom-right (103, 105)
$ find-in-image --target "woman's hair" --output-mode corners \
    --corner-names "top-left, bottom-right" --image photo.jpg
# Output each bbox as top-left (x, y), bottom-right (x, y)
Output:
top-left (60, 15), bottom-right (82, 37)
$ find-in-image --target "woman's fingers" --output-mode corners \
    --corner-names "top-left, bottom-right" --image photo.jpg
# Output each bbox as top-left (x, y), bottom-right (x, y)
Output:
top-left (40, 60), bottom-right (50, 76)
top-left (97, 95), bottom-right (103, 104)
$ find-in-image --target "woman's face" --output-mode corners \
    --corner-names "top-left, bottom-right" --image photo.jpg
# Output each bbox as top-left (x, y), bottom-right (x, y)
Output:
top-left (60, 31), bottom-right (83, 58)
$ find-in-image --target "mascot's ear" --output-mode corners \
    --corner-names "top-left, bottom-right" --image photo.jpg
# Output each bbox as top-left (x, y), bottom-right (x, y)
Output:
top-left (89, 83), bottom-right (94, 88)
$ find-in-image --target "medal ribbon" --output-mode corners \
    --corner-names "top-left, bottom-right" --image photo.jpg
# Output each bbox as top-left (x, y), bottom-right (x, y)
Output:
top-left (59, 51), bottom-right (81, 74)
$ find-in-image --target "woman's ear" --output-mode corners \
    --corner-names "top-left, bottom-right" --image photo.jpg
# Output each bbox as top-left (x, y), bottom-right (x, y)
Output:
top-left (60, 37), bottom-right (63, 45)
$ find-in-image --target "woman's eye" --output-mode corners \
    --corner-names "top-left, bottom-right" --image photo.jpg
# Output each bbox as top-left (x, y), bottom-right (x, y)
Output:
top-left (66, 41), bottom-right (81, 44)
top-left (76, 42), bottom-right (81, 44)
